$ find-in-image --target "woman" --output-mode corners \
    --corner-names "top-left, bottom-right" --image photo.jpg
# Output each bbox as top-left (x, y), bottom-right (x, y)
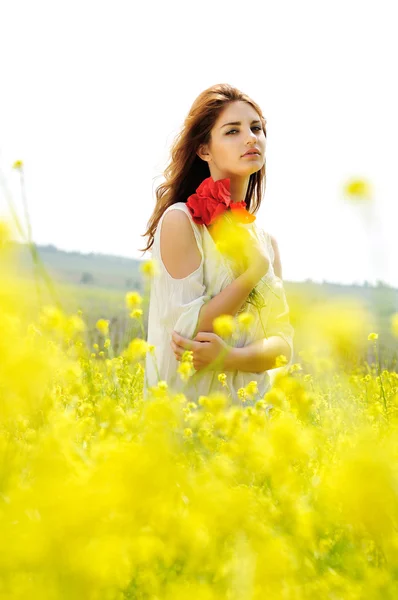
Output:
top-left (140, 83), bottom-right (294, 405)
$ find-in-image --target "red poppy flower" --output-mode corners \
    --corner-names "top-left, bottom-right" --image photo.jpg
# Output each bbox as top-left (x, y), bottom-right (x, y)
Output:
top-left (186, 176), bottom-right (256, 226)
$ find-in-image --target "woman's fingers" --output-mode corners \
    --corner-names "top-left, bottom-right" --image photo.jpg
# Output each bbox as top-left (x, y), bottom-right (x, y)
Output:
top-left (170, 340), bottom-right (181, 360)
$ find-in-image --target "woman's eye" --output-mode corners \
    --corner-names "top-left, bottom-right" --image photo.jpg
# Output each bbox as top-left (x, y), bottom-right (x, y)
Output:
top-left (226, 126), bottom-right (263, 135)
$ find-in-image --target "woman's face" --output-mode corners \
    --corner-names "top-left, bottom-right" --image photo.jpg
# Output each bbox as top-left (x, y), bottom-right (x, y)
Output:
top-left (198, 100), bottom-right (266, 178)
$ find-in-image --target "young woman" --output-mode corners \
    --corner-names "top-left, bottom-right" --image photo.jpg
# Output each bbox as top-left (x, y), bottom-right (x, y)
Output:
top-left (140, 83), bottom-right (294, 405)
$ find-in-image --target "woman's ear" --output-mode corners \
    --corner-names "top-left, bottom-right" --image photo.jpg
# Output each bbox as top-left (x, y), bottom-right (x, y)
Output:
top-left (197, 143), bottom-right (210, 163)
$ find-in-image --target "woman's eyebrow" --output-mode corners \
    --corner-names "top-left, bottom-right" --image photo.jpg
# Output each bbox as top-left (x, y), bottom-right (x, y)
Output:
top-left (220, 119), bottom-right (262, 129)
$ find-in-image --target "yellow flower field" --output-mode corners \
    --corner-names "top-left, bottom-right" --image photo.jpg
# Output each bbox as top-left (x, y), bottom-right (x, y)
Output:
top-left (1, 218), bottom-right (398, 599)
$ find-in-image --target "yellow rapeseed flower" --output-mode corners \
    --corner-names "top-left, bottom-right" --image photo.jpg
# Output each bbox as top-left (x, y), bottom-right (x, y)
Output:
top-left (66, 315), bottom-right (86, 337)
top-left (245, 380), bottom-right (258, 397)
top-left (237, 387), bottom-right (248, 402)
top-left (12, 160), bottom-right (23, 169)
top-left (130, 308), bottom-right (143, 319)
top-left (104, 338), bottom-right (111, 349)
top-left (125, 291), bottom-right (143, 310)
top-left (210, 212), bottom-right (253, 272)
top-left (237, 311), bottom-right (255, 331)
top-left (344, 178), bottom-right (373, 202)
top-left (181, 349), bottom-right (193, 363)
top-left (124, 338), bottom-right (149, 361)
top-left (218, 373), bottom-right (227, 387)
top-left (368, 332), bottom-right (378, 341)
top-left (275, 353), bottom-right (289, 367)
top-left (96, 318), bottom-right (110, 336)
top-left (177, 360), bottom-right (194, 382)
top-left (213, 314), bottom-right (236, 338)
top-left (39, 305), bottom-right (66, 331)
top-left (140, 258), bottom-right (160, 278)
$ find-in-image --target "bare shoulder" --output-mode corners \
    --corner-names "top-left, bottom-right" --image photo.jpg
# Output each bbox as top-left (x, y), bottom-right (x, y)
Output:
top-left (269, 234), bottom-right (283, 280)
top-left (160, 208), bottom-right (202, 279)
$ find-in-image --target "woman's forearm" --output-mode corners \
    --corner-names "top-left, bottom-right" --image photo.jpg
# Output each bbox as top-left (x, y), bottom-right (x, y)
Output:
top-left (223, 336), bottom-right (292, 373)
top-left (195, 267), bottom-right (265, 334)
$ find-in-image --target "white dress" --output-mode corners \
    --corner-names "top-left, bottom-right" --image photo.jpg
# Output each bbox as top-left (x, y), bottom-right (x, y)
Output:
top-left (144, 202), bottom-right (294, 406)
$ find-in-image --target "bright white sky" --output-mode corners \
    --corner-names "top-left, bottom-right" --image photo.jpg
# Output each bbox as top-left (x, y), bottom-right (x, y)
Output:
top-left (0, 0), bottom-right (397, 288)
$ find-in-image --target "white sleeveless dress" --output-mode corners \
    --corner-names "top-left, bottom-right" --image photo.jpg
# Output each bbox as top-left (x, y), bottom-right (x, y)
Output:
top-left (144, 202), bottom-right (294, 406)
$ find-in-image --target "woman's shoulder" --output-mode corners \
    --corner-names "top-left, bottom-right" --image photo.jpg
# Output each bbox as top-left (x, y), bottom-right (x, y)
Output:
top-left (162, 202), bottom-right (202, 232)
top-left (163, 201), bottom-right (191, 215)
top-left (159, 202), bottom-right (204, 252)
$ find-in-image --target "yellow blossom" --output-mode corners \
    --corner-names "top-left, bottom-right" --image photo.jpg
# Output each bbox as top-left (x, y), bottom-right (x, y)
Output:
top-left (218, 373), bottom-right (227, 387)
top-left (96, 318), bottom-right (110, 336)
top-left (130, 308), bottom-right (143, 319)
top-left (344, 178), bottom-right (373, 202)
top-left (12, 159), bottom-right (23, 169)
top-left (275, 353), bottom-right (289, 367)
top-left (237, 311), bottom-right (255, 331)
top-left (237, 387), bottom-right (248, 402)
top-left (66, 315), bottom-right (86, 337)
top-left (245, 380), bottom-right (258, 397)
top-left (177, 360), bottom-right (194, 382)
top-left (368, 332), bottom-right (378, 341)
top-left (140, 258), bottom-right (159, 278)
top-left (124, 338), bottom-right (149, 362)
top-left (125, 291), bottom-right (143, 310)
top-left (39, 305), bottom-right (66, 331)
top-left (181, 350), bottom-right (193, 363)
top-left (104, 338), bottom-right (111, 349)
top-left (213, 314), bottom-right (236, 338)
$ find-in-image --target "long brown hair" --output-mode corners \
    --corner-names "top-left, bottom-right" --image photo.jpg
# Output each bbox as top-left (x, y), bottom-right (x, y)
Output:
top-left (139, 83), bottom-right (267, 254)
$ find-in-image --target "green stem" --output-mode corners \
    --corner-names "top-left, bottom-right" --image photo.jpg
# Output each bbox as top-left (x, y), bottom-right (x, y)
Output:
top-left (374, 341), bottom-right (388, 416)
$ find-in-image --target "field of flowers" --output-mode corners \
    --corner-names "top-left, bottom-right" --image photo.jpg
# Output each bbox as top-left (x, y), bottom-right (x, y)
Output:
top-left (1, 210), bottom-right (398, 599)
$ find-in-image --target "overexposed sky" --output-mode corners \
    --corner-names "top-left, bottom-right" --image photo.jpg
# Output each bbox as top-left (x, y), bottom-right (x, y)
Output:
top-left (0, 0), bottom-right (397, 287)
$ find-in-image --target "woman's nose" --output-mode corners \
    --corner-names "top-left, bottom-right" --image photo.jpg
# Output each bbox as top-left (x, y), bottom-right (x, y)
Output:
top-left (246, 131), bottom-right (257, 142)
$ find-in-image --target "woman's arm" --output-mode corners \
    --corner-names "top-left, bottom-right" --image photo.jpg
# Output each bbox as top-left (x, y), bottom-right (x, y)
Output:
top-left (195, 266), bottom-right (267, 335)
top-left (222, 235), bottom-right (293, 373)
top-left (223, 335), bottom-right (292, 373)
top-left (205, 233), bottom-right (293, 373)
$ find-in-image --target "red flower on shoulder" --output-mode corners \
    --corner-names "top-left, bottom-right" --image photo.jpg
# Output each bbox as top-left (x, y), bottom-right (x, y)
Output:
top-left (186, 177), bottom-right (256, 225)
top-left (186, 177), bottom-right (231, 226)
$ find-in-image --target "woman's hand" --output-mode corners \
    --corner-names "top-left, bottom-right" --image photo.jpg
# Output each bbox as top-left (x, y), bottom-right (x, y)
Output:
top-left (171, 330), bottom-right (231, 372)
